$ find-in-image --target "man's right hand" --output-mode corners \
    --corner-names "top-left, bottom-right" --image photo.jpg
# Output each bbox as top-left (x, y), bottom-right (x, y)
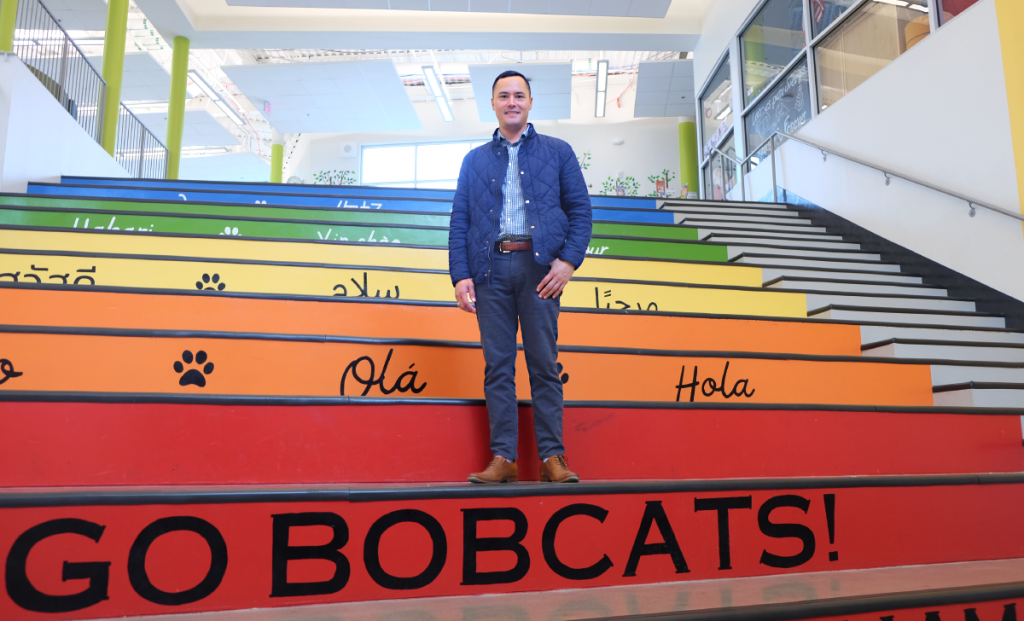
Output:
top-left (455, 278), bottom-right (477, 314)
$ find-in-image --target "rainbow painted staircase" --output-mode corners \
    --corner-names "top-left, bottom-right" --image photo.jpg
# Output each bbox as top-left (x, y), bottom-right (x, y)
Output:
top-left (1, 177), bottom-right (1023, 621)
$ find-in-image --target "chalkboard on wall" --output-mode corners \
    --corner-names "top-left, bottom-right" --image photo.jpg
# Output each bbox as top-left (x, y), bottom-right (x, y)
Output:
top-left (746, 62), bottom-right (811, 154)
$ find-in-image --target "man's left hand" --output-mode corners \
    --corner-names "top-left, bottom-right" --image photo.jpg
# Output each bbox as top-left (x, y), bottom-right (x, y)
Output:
top-left (537, 258), bottom-right (575, 299)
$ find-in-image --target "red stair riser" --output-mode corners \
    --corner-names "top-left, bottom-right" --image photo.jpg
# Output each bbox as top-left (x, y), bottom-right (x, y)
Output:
top-left (808, 598), bottom-right (1021, 621)
top-left (3, 485), bottom-right (1023, 619)
top-left (1, 403), bottom-right (1021, 486)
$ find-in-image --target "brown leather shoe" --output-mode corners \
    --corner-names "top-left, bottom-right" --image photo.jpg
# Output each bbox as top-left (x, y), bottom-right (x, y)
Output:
top-left (468, 456), bottom-right (518, 484)
top-left (540, 455), bottom-right (579, 483)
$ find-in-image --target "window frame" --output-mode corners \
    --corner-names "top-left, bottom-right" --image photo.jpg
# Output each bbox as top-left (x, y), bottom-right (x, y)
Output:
top-left (699, 0), bottom-right (941, 197)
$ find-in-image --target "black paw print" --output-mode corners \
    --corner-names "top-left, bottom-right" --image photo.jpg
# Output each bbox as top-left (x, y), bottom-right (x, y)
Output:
top-left (174, 350), bottom-right (214, 387)
top-left (557, 362), bottom-right (569, 384)
top-left (196, 273), bottom-right (226, 291)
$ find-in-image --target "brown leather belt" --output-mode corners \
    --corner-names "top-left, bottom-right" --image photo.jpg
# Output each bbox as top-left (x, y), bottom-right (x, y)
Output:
top-left (495, 240), bottom-right (532, 253)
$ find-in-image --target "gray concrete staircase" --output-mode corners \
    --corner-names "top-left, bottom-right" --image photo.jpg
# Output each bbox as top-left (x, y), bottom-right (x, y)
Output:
top-left (663, 200), bottom-right (1024, 408)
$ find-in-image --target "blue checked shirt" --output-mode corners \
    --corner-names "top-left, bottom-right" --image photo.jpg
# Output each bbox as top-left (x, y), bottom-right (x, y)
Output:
top-left (497, 125), bottom-right (531, 241)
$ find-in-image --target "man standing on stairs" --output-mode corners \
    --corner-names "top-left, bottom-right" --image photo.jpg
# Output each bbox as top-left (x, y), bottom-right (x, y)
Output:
top-left (449, 70), bottom-right (593, 485)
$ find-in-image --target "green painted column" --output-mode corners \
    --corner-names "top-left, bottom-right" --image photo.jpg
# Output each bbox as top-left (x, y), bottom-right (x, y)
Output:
top-left (271, 144), bottom-right (284, 183)
top-left (0, 0), bottom-right (18, 53)
top-left (100, 0), bottom-right (130, 155)
top-left (678, 120), bottom-right (699, 200)
top-left (166, 36), bottom-right (190, 180)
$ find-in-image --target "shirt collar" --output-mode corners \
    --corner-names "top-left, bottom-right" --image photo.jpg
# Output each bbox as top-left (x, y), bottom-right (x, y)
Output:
top-left (494, 123), bottom-right (533, 147)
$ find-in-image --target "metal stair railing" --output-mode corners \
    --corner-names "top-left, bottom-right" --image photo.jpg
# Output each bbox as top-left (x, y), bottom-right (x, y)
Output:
top-left (711, 132), bottom-right (1024, 224)
top-left (114, 103), bottom-right (170, 180)
top-left (10, 0), bottom-right (169, 179)
top-left (9, 0), bottom-right (106, 143)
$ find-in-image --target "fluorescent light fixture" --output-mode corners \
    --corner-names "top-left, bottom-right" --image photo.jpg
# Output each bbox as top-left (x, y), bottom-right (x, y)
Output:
top-left (715, 106), bottom-right (732, 121)
top-left (908, 3), bottom-right (928, 10)
top-left (188, 70), bottom-right (221, 101)
top-left (595, 59), bottom-right (609, 118)
top-left (873, 0), bottom-right (909, 5)
top-left (215, 99), bottom-right (244, 126)
top-left (422, 65), bottom-right (454, 122)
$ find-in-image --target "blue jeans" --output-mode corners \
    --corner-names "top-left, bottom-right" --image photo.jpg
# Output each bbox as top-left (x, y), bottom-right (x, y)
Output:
top-left (475, 249), bottom-right (564, 461)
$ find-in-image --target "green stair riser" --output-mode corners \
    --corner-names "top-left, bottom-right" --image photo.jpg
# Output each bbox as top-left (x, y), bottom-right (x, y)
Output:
top-left (0, 210), bottom-right (729, 262)
top-left (2, 197), bottom-right (697, 241)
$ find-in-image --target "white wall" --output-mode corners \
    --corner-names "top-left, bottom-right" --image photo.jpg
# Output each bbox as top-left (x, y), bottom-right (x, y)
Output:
top-left (287, 73), bottom-right (685, 197)
top-left (0, 56), bottom-right (129, 193)
top-left (693, 0), bottom-right (761, 90)
top-left (736, 0), bottom-right (1024, 301)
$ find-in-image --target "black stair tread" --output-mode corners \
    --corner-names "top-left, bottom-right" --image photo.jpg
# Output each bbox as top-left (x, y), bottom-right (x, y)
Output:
top-left (694, 223), bottom-right (835, 236)
top-left (863, 338), bottom-right (1024, 351)
top-left (661, 200), bottom-right (787, 208)
top-left (4, 472), bottom-right (1024, 507)
top-left (764, 276), bottom-right (946, 291)
top-left (733, 253), bottom-right (896, 265)
top-left (679, 217), bottom-right (820, 227)
top-left (764, 276), bottom-right (939, 289)
top-left (780, 289), bottom-right (976, 303)
top-left (756, 264), bottom-right (926, 278)
top-left (808, 304), bottom-right (1004, 318)
top-left (704, 232), bottom-right (849, 242)
top-left (934, 381), bottom-right (1024, 392)
top-left (654, 208), bottom-right (806, 220)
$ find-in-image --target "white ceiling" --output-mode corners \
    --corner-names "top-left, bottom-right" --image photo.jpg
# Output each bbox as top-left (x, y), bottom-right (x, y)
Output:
top-left (179, 152), bottom-right (270, 182)
top-left (222, 60), bottom-right (422, 134)
top-left (44, 0), bottom-right (109, 31)
top-left (224, 0), bottom-right (673, 18)
top-left (86, 53), bottom-right (193, 104)
top-left (633, 59), bottom-right (695, 118)
top-left (468, 63), bottom-right (571, 122)
top-left (133, 0), bottom-right (702, 50)
top-left (135, 110), bottom-right (240, 148)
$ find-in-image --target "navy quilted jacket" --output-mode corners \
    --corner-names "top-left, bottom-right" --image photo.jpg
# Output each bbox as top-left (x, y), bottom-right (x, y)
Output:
top-left (448, 125), bottom-right (593, 285)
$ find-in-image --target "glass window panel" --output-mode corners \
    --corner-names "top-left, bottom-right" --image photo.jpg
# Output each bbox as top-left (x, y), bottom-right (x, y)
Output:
top-left (745, 60), bottom-right (812, 167)
top-left (810, 0), bottom-right (860, 38)
top-left (416, 142), bottom-right (474, 181)
top-left (816, 0), bottom-right (930, 111)
top-left (741, 0), bottom-right (807, 106)
top-left (720, 133), bottom-right (738, 196)
top-left (700, 56), bottom-right (734, 160)
top-left (939, 0), bottom-right (981, 25)
top-left (362, 146), bottom-right (415, 184)
top-left (703, 162), bottom-right (714, 200)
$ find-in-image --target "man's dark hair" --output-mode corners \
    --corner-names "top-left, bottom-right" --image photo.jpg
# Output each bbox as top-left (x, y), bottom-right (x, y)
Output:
top-left (492, 70), bottom-right (531, 96)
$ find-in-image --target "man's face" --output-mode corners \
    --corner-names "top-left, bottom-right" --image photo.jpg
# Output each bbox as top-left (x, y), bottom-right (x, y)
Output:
top-left (491, 76), bottom-right (533, 128)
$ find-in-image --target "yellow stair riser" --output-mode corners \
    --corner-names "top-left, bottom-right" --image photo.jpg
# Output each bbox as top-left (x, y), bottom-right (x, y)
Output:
top-left (0, 252), bottom-right (808, 318)
top-left (0, 229), bottom-right (764, 287)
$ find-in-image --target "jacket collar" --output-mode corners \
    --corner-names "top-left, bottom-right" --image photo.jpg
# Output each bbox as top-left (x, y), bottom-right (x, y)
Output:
top-left (493, 123), bottom-right (534, 147)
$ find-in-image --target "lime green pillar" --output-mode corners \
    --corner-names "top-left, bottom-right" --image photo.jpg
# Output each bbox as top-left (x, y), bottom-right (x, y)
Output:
top-left (678, 119), bottom-right (699, 199)
top-left (100, 0), bottom-right (130, 155)
top-left (166, 36), bottom-right (190, 180)
top-left (270, 129), bottom-right (284, 183)
top-left (271, 144), bottom-right (284, 183)
top-left (0, 0), bottom-right (18, 53)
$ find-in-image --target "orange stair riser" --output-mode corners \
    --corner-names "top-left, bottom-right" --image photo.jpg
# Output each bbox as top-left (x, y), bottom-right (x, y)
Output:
top-left (0, 288), bottom-right (864, 356)
top-left (0, 403), bottom-right (1020, 486)
top-left (0, 334), bottom-right (934, 405)
top-left (2, 485), bottom-right (1023, 619)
